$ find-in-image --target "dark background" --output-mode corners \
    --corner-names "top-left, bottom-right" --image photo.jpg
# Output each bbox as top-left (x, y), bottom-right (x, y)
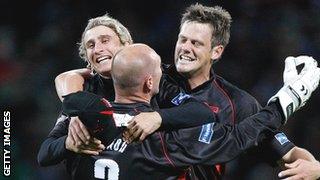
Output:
top-left (1, 0), bottom-right (319, 179)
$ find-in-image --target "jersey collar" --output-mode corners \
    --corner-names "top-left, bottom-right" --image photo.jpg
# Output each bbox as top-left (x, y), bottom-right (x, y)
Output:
top-left (165, 64), bottom-right (217, 93)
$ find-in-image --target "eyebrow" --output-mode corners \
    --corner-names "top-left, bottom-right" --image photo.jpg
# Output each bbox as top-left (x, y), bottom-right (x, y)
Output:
top-left (85, 34), bottom-right (112, 46)
top-left (178, 34), bottom-right (187, 39)
top-left (98, 34), bottom-right (112, 40)
top-left (178, 34), bottom-right (204, 45)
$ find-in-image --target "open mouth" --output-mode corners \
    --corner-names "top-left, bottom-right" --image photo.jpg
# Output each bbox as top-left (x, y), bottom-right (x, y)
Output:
top-left (96, 55), bottom-right (112, 64)
top-left (179, 54), bottom-right (196, 63)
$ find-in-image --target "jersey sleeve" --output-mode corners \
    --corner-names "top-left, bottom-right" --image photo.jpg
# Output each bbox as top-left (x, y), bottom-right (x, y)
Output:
top-left (233, 91), bottom-right (295, 160)
top-left (268, 132), bottom-right (295, 159)
top-left (234, 92), bottom-right (262, 122)
top-left (156, 75), bottom-right (215, 130)
top-left (157, 98), bottom-right (216, 130)
top-left (37, 114), bottom-right (71, 166)
top-left (157, 103), bottom-right (284, 167)
top-left (155, 74), bottom-right (182, 109)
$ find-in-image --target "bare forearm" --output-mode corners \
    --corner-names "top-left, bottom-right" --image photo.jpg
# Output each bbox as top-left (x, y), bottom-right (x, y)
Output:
top-left (55, 68), bottom-right (91, 101)
top-left (282, 147), bottom-right (316, 163)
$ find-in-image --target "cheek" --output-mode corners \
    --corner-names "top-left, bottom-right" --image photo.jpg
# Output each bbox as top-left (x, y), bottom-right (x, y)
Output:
top-left (86, 51), bottom-right (94, 63)
top-left (86, 48), bottom-right (93, 56)
top-left (174, 43), bottom-right (180, 53)
top-left (174, 49), bottom-right (180, 61)
top-left (110, 40), bottom-right (123, 51)
top-left (196, 49), bottom-right (208, 59)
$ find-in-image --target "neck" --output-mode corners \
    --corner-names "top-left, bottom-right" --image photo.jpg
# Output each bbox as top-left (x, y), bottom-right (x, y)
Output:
top-left (114, 91), bottom-right (151, 104)
top-left (186, 72), bottom-right (210, 90)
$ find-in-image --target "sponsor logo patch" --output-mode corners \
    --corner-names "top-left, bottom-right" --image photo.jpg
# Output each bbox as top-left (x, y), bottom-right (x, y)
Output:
top-left (171, 92), bottom-right (191, 105)
top-left (113, 113), bottom-right (134, 127)
top-left (275, 132), bottom-right (290, 145)
top-left (198, 123), bottom-right (215, 144)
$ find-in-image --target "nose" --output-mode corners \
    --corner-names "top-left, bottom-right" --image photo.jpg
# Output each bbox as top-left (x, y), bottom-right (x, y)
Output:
top-left (180, 40), bottom-right (192, 53)
top-left (94, 41), bottom-right (104, 54)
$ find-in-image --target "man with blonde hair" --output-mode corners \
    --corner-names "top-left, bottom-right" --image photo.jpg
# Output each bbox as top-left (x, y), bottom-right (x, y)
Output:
top-left (56, 43), bottom-right (319, 179)
top-left (48, 4), bottom-right (320, 179)
top-left (38, 13), bottom-right (215, 167)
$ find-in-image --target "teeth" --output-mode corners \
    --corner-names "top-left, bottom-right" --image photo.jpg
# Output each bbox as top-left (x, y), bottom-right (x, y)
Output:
top-left (97, 56), bottom-right (111, 63)
top-left (179, 55), bottom-right (193, 61)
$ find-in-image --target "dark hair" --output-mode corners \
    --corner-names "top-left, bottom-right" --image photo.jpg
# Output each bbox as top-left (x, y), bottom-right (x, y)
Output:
top-left (181, 3), bottom-right (232, 48)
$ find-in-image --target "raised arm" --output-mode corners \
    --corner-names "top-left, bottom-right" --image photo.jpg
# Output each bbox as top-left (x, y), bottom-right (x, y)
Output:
top-left (59, 57), bottom-right (320, 169)
top-left (125, 56), bottom-right (320, 142)
top-left (120, 57), bottom-right (320, 169)
top-left (160, 102), bottom-right (283, 167)
top-left (55, 68), bottom-right (92, 101)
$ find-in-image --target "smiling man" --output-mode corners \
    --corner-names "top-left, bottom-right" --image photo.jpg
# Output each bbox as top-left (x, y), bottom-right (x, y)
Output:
top-left (175, 21), bottom-right (220, 89)
top-left (55, 14), bottom-right (132, 102)
top-left (83, 26), bottom-right (122, 77)
top-left (41, 43), bottom-right (320, 180)
top-left (38, 13), bottom-right (216, 167)
top-left (49, 4), bottom-right (320, 180)
top-left (80, 21), bottom-right (131, 78)
top-left (161, 4), bottom-right (320, 180)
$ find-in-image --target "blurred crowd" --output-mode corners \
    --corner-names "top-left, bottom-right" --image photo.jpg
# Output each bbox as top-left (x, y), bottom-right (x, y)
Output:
top-left (1, 0), bottom-right (319, 179)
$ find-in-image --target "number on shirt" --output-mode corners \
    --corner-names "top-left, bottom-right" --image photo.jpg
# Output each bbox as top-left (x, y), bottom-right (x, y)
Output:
top-left (94, 159), bottom-right (119, 179)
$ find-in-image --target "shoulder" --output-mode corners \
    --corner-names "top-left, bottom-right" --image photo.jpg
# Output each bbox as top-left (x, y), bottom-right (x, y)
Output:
top-left (84, 74), bottom-right (108, 92)
top-left (214, 76), bottom-right (257, 103)
top-left (214, 75), bottom-right (262, 119)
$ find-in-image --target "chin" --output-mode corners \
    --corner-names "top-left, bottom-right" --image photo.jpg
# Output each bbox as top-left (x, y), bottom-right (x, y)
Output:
top-left (152, 89), bottom-right (159, 96)
top-left (175, 65), bottom-right (184, 72)
top-left (176, 67), bottom-right (189, 74)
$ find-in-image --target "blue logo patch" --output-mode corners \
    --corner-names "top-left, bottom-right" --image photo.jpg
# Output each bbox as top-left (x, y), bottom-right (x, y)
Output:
top-left (171, 92), bottom-right (191, 105)
top-left (275, 133), bottom-right (290, 145)
top-left (198, 123), bottom-right (215, 144)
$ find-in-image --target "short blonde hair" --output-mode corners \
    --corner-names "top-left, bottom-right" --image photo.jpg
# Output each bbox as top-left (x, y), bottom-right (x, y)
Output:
top-left (78, 13), bottom-right (133, 67)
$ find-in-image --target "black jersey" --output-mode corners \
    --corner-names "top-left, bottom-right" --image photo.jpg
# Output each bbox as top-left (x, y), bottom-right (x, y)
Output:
top-left (83, 74), bottom-right (115, 100)
top-left (37, 74), bottom-right (114, 168)
top-left (38, 67), bottom-right (290, 179)
top-left (57, 91), bottom-right (284, 180)
top-left (84, 72), bottom-right (215, 130)
top-left (162, 66), bottom-right (295, 180)
top-left (37, 72), bottom-right (214, 169)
